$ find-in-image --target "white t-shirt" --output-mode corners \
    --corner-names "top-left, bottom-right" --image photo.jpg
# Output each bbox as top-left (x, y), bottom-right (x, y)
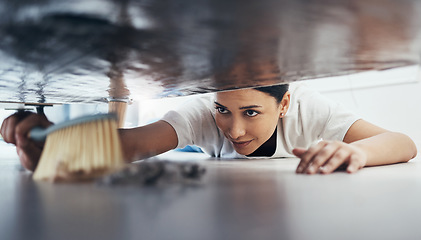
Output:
top-left (161, 83), bottom-right (360, 159)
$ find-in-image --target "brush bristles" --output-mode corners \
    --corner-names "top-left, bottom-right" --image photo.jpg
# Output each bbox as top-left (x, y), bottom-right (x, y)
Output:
top-left (108, 101), bottom-right (127, 128)
top-left (33, 118), bottom-right (124, 182)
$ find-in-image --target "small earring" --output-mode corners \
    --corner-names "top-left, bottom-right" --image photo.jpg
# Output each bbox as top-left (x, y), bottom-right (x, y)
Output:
top-left (280, 113), bottom-right (284, 117)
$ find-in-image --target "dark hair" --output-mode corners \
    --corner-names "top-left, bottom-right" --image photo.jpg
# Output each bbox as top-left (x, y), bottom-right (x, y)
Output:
top-left (254, 84), bottom-right (289, 103)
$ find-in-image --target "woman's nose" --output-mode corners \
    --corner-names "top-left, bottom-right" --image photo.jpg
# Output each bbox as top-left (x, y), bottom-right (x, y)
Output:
top-left (228, 119), bottom-right (246, 139)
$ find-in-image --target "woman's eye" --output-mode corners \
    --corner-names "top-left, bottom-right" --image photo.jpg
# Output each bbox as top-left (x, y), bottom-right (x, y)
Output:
top-left (216, 107), bottom-right (228, 114)
top-left (245, 110), bottom-right (258, 117)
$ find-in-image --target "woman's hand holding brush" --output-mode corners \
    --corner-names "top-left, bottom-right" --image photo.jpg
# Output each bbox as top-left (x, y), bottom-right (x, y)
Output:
top-left (1, 112), bottom-right (52, 171)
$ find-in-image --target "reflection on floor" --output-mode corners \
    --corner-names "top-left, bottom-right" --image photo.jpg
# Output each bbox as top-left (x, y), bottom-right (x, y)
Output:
top-left (1, 151), bottom-right (420, 240)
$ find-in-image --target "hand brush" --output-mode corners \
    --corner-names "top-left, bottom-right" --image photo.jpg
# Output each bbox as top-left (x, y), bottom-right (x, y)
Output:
top-left (30, 113), bottom-right (125, 182)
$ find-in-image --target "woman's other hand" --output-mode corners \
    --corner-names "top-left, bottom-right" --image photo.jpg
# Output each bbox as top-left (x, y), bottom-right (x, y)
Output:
top-left (293, 140), bottom-right (367, 174)
top-left (1, 112), bottom-right (52, 171)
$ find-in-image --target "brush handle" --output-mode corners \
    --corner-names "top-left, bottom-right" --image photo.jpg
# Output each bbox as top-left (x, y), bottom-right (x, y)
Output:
top-left (29, 113), bottom-right (117, 141)
top-left (29, 127), bottom-right (49, 141)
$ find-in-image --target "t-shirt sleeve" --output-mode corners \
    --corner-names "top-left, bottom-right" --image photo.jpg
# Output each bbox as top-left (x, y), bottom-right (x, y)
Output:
top-left (295, 85), bottom-right (361, 142)
top-left (281, 83), bottom-right (361, 153)
top-left (160, 95), bottom-right (223, 150)
top-left (317, 97), bottom-right (360, 141)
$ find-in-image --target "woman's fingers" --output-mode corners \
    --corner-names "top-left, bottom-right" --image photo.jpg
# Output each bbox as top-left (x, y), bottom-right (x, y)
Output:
top-left (1, 114), bottom-right (19, 144)
top-left (295, 141), bottom-right (329, 173)
top-left (319, 148), bottom-right (351, 174)
top-left (295, 141), bottom-right (366, 174)
top-left (1, 111), bottom-right (36, 144)
top-left (17, 143), bottom-right (42, 171)
top-left (346, 154), bottom-right (364, 173)
top-left (1, 112), bottom-right (52, 171)
top-left (14, 114), bottom-right (51, 171)
top-left (306, 143), bottom-right (341, 174)
top-left (292, 148), bottom-right (306, 157)
top-left (15, 113), bottom-right (51, 142)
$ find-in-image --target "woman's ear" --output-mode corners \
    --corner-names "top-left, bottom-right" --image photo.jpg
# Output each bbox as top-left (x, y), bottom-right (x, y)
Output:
top-left (279, 91), bottom-right (291, 118)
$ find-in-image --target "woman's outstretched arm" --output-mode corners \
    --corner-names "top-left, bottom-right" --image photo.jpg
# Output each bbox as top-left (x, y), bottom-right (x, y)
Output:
top-left (119, 120), bottom-right (178, 162)
top-left (293, 119), bottom-right (417, 174)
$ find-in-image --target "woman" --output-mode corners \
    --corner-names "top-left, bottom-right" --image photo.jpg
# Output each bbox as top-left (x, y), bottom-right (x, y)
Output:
top-left (1, 83), bottom-right (417, 174)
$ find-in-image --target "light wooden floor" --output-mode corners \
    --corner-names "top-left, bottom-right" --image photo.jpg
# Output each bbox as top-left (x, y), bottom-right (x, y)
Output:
top-left (1, 151), bottom-right (421, 240)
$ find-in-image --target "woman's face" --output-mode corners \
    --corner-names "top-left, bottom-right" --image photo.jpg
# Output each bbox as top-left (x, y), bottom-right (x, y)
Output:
top-left (215, 88), bottom-right (289, 155)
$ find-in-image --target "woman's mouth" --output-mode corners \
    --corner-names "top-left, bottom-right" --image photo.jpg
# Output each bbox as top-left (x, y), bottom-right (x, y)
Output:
top-left (231, 140), bottom-right (252, 148)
